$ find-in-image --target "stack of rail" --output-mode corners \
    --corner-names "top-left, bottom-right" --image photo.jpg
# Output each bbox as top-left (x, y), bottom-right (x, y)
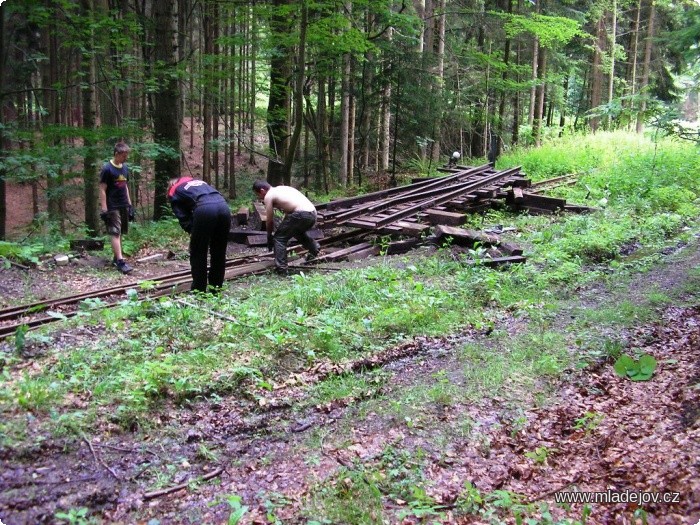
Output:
top-left (316, 163), bottom-right (530, 235)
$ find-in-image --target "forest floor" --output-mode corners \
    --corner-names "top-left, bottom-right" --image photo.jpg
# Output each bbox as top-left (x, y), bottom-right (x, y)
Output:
top-left (0, 231), bottom-right (699, 525)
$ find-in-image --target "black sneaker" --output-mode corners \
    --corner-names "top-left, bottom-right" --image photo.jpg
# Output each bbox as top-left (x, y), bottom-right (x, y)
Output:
top-left (114, 259), bottom-right (133, 274)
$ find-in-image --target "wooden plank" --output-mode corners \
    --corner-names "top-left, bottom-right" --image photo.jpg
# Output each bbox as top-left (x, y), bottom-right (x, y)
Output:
top-left (253, 202), bottom-right (267, 230)
top-left (314, 242), bottom-right (374, 262)
top-left (519, 206), bottom-right (556, 215)
top-left (228, 228), bottom-right (251, 243)
top-left (520, 192), bottom-right (566, 210)
top-left (386, 237), bottom-right (423, 255)
top-left (499, 242), bottom-right (524, 256)
top-left (510, 177), bottom-right (532, 188)
top-left (475, 188), bottom-right (497, 199)
top-left (390, 221), bottom-right (430, 236)
top-left (347, 245), bottom-right (381, 261)
top-left (236, 206), bottom-right (249, 225)
top-left (463, 255), bottom-right (527, 267)
top-left (246, 234), bottom-right (270, 247)
top-left (512, 187), bottom-right (524, 203)
top-left (434, 225), bottom-right (500, 247)
top-left (564, 204), bottom-right (597, 213)
top-left (424, 208), bottom-right (466, 226)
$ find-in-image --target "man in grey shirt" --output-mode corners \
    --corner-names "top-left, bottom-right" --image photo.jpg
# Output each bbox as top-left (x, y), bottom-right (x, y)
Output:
top-left (253, 180), bottom-right (320, 275)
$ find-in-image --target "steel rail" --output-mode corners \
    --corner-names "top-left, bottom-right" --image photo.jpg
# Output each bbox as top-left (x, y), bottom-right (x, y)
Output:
top-left (0, 229), bottom-right (368, 340)
top-left (370, 168), bottom-right (522, 228)
top-left (342, 167), bottom-right (523, 229)
top-left (315, 164), bottom-right (494, 212)
top-left (326, 166), bottom-right (510, 225)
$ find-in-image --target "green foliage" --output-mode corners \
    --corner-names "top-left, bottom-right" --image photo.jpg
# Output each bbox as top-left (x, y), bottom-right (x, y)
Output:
top-left (613, 353), bottom-right (657, 381)
top-left (224, 494), bottom-right (249, 525)
top-left (310, 372), bottom-right (385, 405)
top-left (461, 330), bottom-right (568, 401)
top-left (525, 446), bottom-right (555, 465)
top-left (498, 12), bottom-right (583, 48)
top-left (0, 241), bottom-right (50, 265)
top-left (573, 411), bottom-right (605, 434)
top-left (54, 507), bottom-right (97, 525)
top-left (14, 325), bottom-right (29, 353)
top-left (305, 467), bottom-right (383, 525)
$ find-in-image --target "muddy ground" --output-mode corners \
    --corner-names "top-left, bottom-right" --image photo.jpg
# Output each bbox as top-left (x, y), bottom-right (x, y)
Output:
top-left (0, 238), bottom-right (699, 525)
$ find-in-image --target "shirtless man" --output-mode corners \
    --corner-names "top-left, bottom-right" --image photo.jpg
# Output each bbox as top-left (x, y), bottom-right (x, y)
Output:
top-left (252, 180), bottom-right (320, 274)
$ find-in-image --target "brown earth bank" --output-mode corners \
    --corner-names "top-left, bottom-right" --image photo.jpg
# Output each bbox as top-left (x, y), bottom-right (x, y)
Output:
top-left (0, 244), bottom-right (698, 524)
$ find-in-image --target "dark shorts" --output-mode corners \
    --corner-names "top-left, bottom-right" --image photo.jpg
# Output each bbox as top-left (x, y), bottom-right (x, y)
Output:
top-left (104, 208), bottom-right (129, 237)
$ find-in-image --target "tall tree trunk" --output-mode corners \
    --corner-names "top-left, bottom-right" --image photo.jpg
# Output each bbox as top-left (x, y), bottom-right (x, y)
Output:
top-left (380, 71), bottom-right (392, 171)
top-left (430, 0), bottom-right (446, 164)
top-left (266, 0), bottom-right (292, 185)
top-left (40, 7), bottom-right (63, 227)
top-left (0, 4), bottom-right (6, 240)
top-left (281, 0), bottom-right (307, 185)
top-left (590, 17), bottom-right (605, 132)
top-left (249, 1), bottom-right (258, 166)
top-left (606, 0), bottom-right (617, 130)
top-left (360, 41), bottom-right (375, 178)
top-left (559, 75), bottom-right (569, 136)
top-left (212, 2), bottom-right (220, 188)
top-left (512, 31), bottom-right (521, 145)
top-left (636, 0), bottom-right (655, 133)
top-left (498, 0), bottom-right (513, 144)
top-left (414, 0), bottom-right (425, 52)
top-left (317, 76), bottom-right (330, 192)
top-left (151, 0), bottom-right (182, 220)
top-left (202, 1), bottom-right (212, 183)
top-left (80, 0), bottom-right (99, 235)
top-left (348, 71), bottom-right (356, 186)
top-left (628, 0), bottom-right (641, 109)
top-left (339, 51), bottom-right (351, 186)
top-left (424, 0), bottom-right (434, 53)
top-left (534, 46), bottom-right (546, 147)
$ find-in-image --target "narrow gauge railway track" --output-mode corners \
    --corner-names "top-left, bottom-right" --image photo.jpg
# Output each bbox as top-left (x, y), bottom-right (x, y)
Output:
top-left (0, 254), bottom-right (270, 340)
top-left (529, 173), bottom-right (578, 192)
top-left (0, 229), bottom-right (367, 341)
top-left (1, 167), bottom-right (574, 342)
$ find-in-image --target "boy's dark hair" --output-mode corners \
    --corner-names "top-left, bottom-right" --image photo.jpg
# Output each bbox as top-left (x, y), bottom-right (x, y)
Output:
top-left (253, 180), bottom-right (271, 192)
top-left (114, 142), bottom-right (130, 155)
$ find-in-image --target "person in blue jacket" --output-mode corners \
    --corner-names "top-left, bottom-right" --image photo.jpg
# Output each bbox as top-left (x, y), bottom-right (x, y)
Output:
top-left (168, 176), bottom-right (232, 293)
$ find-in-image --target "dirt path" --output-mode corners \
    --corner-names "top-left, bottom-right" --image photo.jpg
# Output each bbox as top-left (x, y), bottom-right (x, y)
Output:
top-left (0, 243), bottom-right (699, 524)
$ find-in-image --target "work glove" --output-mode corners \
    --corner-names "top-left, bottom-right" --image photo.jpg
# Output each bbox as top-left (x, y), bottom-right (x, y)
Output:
top-left (267, 234), bottom-right (274, 252)
top-left (128, 205), bottom-right (135, 222)
top-left (100, 210), bottom-right (109, 222)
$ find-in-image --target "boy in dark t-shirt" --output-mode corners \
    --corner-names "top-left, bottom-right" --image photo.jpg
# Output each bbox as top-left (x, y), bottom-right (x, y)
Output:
top-left (99, 142), bottom-right (134, 274)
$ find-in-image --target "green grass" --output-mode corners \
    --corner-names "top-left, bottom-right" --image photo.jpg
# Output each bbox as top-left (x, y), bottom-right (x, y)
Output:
top-left (460, 330), bottom-right (568, 402)
top-left (305, 467), bottom-right (384, 524)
